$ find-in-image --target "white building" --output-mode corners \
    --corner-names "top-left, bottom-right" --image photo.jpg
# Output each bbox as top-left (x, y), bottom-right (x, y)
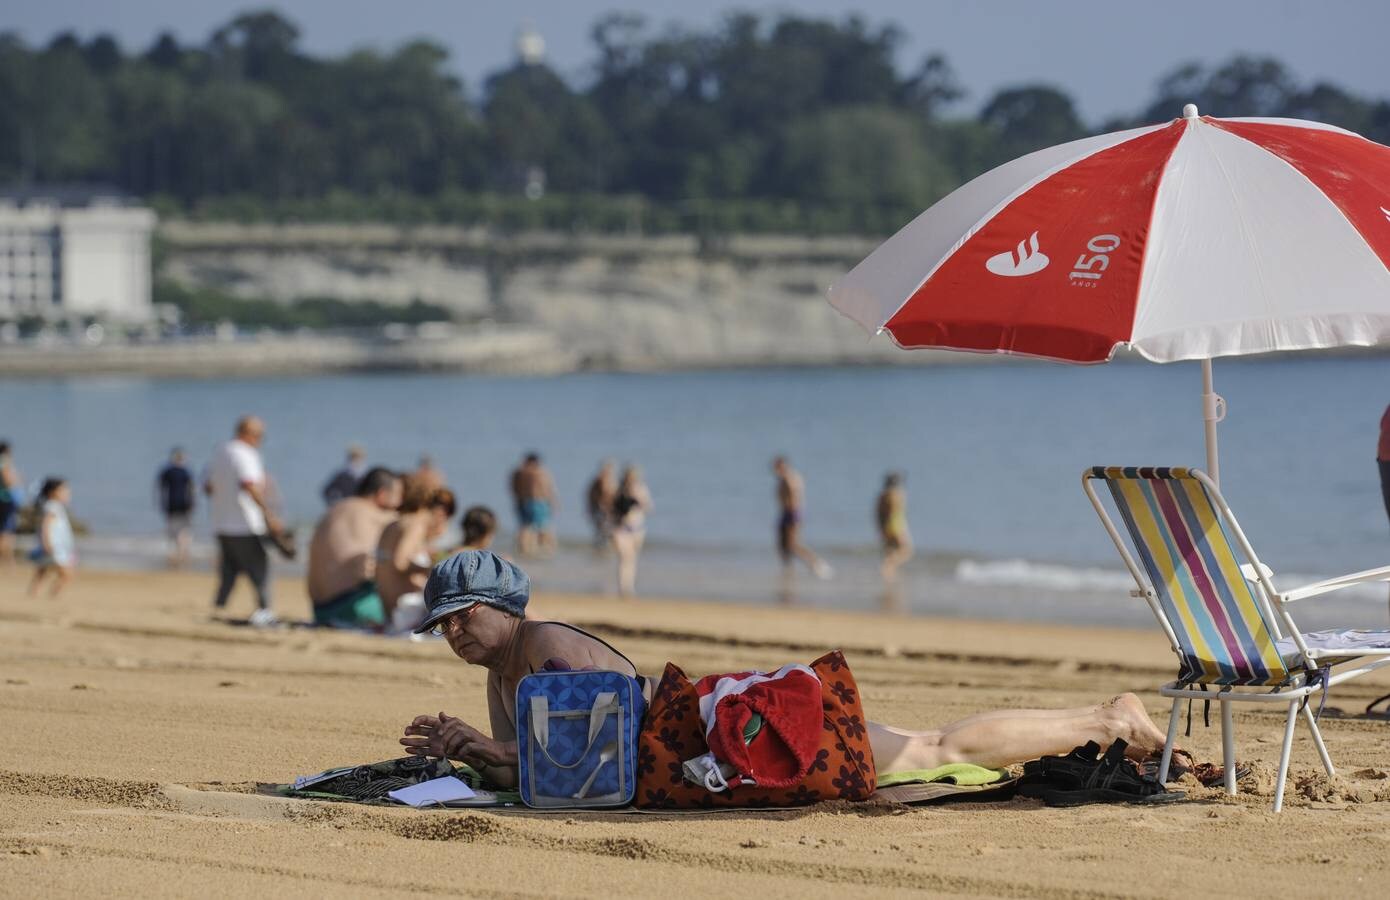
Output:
top-left (0, 186), bottom-right (156, 323)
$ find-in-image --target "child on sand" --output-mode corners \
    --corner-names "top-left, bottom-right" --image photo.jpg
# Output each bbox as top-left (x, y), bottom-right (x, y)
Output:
top-left (28, 477), bottom-right (75, 598)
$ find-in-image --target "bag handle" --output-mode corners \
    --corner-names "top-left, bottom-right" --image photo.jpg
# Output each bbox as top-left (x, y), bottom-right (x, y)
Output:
top-left (529, 692), bottom-right (619, 770)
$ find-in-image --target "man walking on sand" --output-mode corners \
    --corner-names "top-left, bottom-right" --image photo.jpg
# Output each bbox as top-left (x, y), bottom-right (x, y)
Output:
top-left (772, 456), bottom-right (832, 579)
top-left (206, 416), bottom-right (282, 626)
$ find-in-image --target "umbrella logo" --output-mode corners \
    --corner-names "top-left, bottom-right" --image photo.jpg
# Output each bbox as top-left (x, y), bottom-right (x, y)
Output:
top-left (985, 231), bottom-right (1050, 277)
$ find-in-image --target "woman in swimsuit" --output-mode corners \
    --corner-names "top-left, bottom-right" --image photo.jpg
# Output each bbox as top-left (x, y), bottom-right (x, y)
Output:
top-left (876, 472), bottom-right (914, 581)
top-left (400, 551), bottom-right (1170, 789)
top-left (609, 466), bottom-right (651, 598)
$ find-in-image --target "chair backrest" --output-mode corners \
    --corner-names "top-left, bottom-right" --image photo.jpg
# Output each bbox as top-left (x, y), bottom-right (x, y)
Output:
top-left (1084, 466), bottom-right (1291, 686)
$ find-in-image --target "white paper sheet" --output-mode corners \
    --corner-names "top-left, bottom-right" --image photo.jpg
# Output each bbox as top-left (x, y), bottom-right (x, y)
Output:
top-left (387, 776), bottom-right (478, 808)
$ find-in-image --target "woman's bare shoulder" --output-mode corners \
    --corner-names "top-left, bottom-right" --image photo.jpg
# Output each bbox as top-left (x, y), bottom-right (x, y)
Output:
top-left (524, 620), bottom-right (629, 671)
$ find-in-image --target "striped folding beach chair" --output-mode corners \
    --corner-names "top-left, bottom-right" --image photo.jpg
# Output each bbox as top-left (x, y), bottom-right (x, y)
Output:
top-left (1083, 466), bottom-right (1390, 811)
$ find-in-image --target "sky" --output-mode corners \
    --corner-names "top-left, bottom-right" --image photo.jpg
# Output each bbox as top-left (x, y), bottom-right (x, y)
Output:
top-left (6, 0), bottom-right (1387, 124)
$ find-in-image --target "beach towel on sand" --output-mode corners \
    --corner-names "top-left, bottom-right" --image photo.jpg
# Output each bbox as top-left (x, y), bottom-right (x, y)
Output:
top-left (266, 756), bottom-right (521, 806)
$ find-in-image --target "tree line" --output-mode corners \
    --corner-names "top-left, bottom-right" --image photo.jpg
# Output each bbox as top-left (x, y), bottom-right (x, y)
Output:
top-left (3, 9), bottom-right (1388, 235)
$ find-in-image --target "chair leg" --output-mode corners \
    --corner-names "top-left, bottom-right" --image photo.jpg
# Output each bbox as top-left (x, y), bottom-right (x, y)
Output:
top-left (1273, 700), bottom-right (1299, 813)
top-left (1301, 704), bottom-right (1335, 777)
top-left (1157, 698), bottom-right (1182, 783)
top-left (1221, 699), bottom-right (1236, 796)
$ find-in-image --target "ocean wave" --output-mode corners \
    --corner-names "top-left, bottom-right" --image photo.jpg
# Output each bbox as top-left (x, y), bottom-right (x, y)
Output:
top-left (954, 558), bottom-right (1135, 591)
top-left (954, 557), bottom-right (1388, 605)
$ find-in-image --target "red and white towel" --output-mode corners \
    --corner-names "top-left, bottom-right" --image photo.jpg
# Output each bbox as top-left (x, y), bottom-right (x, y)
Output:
top-left (682, 663), bottom-right (823, 792)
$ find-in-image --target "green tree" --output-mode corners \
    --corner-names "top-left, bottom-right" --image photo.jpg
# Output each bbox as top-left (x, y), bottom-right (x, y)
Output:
top-left (483, 62), bottom-right (612, 192)
top-left (769, 106), bottom-right (951, 227)
top-left (979, 85), bottom-right (1086, 166)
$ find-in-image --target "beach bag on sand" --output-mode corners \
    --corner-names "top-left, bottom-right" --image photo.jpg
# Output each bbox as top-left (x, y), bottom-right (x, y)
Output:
top-left (515, 669), bottom-right (646, 808)
top-left (635, 650), bottom-right (876, 809)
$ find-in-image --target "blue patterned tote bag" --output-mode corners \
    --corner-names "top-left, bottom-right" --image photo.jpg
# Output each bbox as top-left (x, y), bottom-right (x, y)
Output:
top-left (516, 669), bottom-right (646, 808)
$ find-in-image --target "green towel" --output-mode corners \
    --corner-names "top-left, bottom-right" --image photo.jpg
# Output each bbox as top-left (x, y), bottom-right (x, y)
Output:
top-left (876, 763), bottom-right (1008, 788)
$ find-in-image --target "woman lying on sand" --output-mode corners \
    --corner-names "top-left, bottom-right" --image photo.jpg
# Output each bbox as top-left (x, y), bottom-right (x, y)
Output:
top-left (400, 551), bottom-right (1169, 789)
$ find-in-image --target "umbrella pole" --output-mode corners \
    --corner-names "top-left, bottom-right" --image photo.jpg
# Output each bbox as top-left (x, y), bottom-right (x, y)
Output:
top-left (1201, 358), bottom-right (1226, 486)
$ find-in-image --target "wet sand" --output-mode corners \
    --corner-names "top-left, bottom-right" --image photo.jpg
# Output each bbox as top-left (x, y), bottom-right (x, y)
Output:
top-left (4, 567), bottom-right (1390, 898)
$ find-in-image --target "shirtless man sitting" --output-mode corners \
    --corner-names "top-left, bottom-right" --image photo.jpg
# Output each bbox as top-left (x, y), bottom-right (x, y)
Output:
top-left (307, 467), bottom-right (403, 628)
top-left (400, 551), bottom-right (1169, 789)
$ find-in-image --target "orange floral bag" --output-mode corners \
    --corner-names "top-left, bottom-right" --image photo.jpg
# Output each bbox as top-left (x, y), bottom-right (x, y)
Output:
top-left (634, 650), bottom-right (876, 809)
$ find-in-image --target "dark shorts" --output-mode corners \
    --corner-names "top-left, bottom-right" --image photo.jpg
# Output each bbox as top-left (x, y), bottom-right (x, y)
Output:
top-left (0, 500), bottom-right (15, 534)
top-left (777, 510), bottom-right (801, 555)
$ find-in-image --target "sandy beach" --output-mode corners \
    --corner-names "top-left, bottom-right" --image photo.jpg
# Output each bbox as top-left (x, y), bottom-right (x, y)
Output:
top-left (4, 567), bottom-right (1390, 898)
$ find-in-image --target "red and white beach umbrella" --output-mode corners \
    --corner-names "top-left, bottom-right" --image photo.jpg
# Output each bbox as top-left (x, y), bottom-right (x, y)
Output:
top-left (829, 104), bottom-right (1390, 482)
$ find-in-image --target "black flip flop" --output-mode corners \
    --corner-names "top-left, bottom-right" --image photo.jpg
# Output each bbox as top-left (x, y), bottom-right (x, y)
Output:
top-left (1020, 740), bottom-right (1184, 807)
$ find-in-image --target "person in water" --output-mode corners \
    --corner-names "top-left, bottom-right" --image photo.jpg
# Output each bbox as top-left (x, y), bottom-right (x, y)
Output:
top-left (610, 465), bottom-right (651, 598)
top-left (399, 551), bottom-right (1169, 788)
top-left (876, 471), bottom-right (914, 581)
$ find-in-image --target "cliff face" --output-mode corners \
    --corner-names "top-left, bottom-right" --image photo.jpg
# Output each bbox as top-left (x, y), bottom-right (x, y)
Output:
top-left (159, 223), bottom-right (964, 369)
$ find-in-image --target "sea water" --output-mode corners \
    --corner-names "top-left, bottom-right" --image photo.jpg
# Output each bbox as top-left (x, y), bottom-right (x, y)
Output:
top-left (2, 355), bottom-right (1387, 628)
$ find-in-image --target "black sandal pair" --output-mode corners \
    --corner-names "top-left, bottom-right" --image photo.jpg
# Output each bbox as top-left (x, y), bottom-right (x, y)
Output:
top-left (1018, 740), bottom-right (1185, 807)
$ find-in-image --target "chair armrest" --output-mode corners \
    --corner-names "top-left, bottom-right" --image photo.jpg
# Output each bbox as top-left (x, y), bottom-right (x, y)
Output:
top-left (1280, 564), bottom-right (1390, 603)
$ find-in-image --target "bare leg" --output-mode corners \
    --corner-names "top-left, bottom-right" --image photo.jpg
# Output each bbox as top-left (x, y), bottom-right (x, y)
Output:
top-left (613, 531), bottom-right (637, 597)
top-left (881, 535), bottom-right (913, 581)
top-left (869, 693), bottom-right (1167, 774)
top-left (785, 523), bottom-right (830, 576)
top-left (27, 564), bottom-right (47, 597)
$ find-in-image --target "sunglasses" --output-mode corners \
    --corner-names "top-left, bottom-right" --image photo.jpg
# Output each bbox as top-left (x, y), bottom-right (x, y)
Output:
top-left (428, 603), bottom-right (481, 636)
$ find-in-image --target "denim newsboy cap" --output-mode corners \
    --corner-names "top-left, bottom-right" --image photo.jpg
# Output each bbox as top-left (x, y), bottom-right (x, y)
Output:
top-left (415, 549), bottom-right (530, 633)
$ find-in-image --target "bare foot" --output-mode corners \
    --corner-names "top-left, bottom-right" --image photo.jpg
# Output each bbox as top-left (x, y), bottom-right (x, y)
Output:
top-left (1102, 693), bottom-right (1168, 759)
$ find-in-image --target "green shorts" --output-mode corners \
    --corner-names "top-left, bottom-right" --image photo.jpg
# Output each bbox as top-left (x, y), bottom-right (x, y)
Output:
top-left (313, 582), bottom-right (386, 629)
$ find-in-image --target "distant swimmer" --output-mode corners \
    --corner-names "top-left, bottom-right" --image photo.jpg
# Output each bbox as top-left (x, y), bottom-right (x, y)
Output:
top-left (322, 443), bottom-right (367, 506)
top-left (414, 454), bottom-right (445, 493)
top-left (611, 465), bottom-right (652, 598)
top-left (772, 456), bottom-right (832, 579)
top-left (157, 447), bottom-right (196, 567)
top-left (510, 452), bottom-right (557, 557)
top-left (585, 459), bottom-right (618, 552)
top-left (876, 471), bottom-right (914, 582)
